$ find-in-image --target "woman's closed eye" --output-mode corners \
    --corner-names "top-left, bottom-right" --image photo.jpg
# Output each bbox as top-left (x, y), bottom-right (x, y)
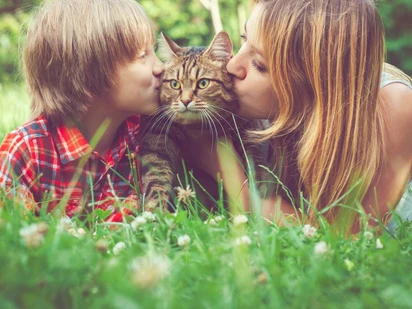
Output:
top-left (240, 33), bottom-right (267, 73)
top-left (251, 60), bottom-right (266, 73)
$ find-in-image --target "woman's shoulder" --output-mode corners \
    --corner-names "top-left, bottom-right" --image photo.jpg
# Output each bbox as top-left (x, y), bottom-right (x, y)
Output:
top-left (380, 82), bottom-right (412, 162)
top-left (381, 82), bottom-right (412, 118)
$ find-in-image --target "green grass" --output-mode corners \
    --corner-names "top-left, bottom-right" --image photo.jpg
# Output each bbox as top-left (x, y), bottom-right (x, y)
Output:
top-left (1, 84), bottom-right (412, 308)
top-left (0, 83), bottom-right (30, 139)
top-left (2, 195), bottom-right (412, 309)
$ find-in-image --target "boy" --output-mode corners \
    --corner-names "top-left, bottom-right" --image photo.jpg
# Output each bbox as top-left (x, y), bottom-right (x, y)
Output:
top-left (0, 0), bottom-right (164, 221)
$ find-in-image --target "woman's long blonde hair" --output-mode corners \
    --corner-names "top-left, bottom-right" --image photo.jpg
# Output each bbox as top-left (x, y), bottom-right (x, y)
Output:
top-left (253, 0), bottom-right (387, 221)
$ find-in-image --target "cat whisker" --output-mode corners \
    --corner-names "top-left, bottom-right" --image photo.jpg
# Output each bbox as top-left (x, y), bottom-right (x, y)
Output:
top-left (141, 106), bottom-right (172, 132)
top-left (208, 105), bottom-right (251, 123)
top-left (206, 110), bottom-right (228, 143)
top-left (199, 111), bottom-right (213, 145)
top-left (152, 112), bottom-right (176, 148)
top-left (141, 110), bottom-right (174, 142)
top-left (199, 111), bottom-right (205, 134)
top-left (208, 106), bottom-right (237, 132)
top-left (203, 111), bottom-right (220, 148)
top-left (206, 105), bottom-right (233, 114)
top-left (164, 113), bottom-right (178, 147)
top-left (147, 105), bottom-right (171, 117)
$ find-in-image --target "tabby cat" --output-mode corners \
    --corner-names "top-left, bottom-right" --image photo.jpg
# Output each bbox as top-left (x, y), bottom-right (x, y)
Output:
top-left (140, 31), bottom-right (268, 211)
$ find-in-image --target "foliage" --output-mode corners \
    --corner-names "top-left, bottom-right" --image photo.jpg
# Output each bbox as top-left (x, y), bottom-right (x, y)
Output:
top-left (0, 0), bottom-right (411, 86)
top-left (0, 83), bottom-right (29, 136)
top-left (0, 11), bottom-right (28, 84)
top-left (1, 190), bottom-right (412, 308)
top-left (139, 0), bottom-right (249, 47)
top-left (377, 0), bottom-right (412, 75)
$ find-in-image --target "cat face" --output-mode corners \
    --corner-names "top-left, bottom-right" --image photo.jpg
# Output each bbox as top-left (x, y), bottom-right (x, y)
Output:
top-left (158, 31), bottom-right (238, 125)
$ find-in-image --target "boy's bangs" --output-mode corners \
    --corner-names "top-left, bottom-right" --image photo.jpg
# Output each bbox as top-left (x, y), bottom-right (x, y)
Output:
top-left (111, 2), bottom-right (156, 63)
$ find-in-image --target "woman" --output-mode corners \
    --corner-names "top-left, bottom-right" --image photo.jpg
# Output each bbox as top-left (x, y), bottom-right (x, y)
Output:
top-left (192, 0), bottom-right (412, 233)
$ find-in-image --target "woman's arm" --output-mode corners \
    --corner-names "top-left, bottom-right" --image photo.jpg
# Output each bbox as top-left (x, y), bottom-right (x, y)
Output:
top-left (184, 134), bottom-right (298, 223)
top-left (362, 83), bottom-right (412, 227)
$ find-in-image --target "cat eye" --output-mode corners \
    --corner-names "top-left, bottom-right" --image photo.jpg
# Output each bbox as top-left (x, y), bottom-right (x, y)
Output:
top-left (170, 80), bottom-right (181, 89)
top-left (197, 79), bottom-right (210, 89)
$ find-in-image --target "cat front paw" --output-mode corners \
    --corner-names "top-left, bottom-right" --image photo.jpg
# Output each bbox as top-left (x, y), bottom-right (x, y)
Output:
top-left (143, 191), bottom-right (173, 212)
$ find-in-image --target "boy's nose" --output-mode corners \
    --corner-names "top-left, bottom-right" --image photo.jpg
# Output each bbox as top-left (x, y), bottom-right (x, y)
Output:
top-left (154, 57), bottom-right (165, 76)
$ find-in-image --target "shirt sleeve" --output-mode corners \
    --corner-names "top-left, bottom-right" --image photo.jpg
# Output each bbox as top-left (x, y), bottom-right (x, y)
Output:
top-left (0, 131), bottom-right (37, 204)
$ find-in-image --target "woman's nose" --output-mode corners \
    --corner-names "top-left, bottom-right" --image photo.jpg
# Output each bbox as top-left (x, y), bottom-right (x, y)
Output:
top-left (227, 53), bottom-right (246, 80)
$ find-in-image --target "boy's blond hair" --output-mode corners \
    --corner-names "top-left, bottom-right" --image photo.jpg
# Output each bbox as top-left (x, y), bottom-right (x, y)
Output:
top-left (23, 0), bottom-right (155, 123)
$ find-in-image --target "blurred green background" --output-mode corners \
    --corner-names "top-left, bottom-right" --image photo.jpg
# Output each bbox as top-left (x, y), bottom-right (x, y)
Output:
top-left (0, 0), bottom-right (411, 104)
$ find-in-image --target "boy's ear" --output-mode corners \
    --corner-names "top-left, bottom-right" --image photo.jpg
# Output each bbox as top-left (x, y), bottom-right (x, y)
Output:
top-left (157, 32), bottom-right (181, 61)
top-left (204, 31), bottom-right (233, 62)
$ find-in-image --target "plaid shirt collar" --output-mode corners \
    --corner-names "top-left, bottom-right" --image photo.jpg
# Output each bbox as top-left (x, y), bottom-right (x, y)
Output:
top-left (51, 115), bottom-right (140, 164)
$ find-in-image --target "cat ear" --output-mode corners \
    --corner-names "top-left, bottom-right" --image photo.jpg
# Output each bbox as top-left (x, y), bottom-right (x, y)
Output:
top-left (204, 31), bottom-right (233, 62)
top-left (157, 32), bottom-right (182, 61)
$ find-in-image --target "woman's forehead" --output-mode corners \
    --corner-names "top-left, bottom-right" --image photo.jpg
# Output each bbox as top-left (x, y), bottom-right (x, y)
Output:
top-left (245, 5), bottom-right (265, 55)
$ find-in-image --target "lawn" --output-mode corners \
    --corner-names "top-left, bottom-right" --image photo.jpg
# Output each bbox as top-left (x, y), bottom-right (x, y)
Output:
top-left (1, 84), bottom-right (412, 309)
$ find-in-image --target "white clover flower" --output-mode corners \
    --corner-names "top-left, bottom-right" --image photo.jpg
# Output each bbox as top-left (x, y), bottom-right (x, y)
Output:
top-left (314, 241), bottom-right (328, 255)
top-left (68, 227), bottom-right (86, 238)
top-left (364, 231), bottom-right (374, 241)
top-left (344, 258), bottom-right (355, 271)
top-left (233, 214), bottom-right (248, 226)
top-left (77, 228), bottom-right (86, 236)
top-left (130, 254), bottom-right (172, 288)
top-left (113, 241), bottom-right (127, 255)
top-left (204, 218), bottom-right (217, 225)
top-left (214, 215), bottom-right (223, 222)
top-left (131, 216), bottom-right (147, 230)
top-left (95, 239), bottom-right (110, 253)
top-left (302, 224), bottom-right (317, 239)
top-left (376, 238), bottom-right (384, 249)
top-left (177, 234), bottom-right (191, 247)
top-left (58, 216), bottom-right (75, 231)
top-left (19, 222), bottom-right (48, 248)
top-left (174, 185), bottom-right (195, 204)
top-left (235, 235), bottom-right (252, 246)
top-left (142, 211), bottom-right (156, 222)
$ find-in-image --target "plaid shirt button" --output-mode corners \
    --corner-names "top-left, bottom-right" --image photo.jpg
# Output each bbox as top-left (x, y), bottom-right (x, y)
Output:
top-left (90, 152), bottom-right (98, 160)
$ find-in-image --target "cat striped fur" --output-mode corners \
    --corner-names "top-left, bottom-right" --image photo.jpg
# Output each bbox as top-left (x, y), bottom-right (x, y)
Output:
top-left (140, 31), bottom-right (269, 211)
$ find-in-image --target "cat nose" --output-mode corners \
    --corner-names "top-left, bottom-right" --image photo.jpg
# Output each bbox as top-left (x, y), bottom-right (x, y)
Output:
top-left (181, 98), bottom-right (192, 106)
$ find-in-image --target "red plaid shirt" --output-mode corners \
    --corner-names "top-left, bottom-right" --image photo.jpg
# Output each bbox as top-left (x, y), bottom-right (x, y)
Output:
top-left (0, 115), bottom-right (142, 221)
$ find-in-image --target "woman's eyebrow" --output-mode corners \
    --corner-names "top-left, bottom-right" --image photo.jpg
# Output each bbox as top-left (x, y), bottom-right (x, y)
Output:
top-left (244, 20), bottom-right (265, 57)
